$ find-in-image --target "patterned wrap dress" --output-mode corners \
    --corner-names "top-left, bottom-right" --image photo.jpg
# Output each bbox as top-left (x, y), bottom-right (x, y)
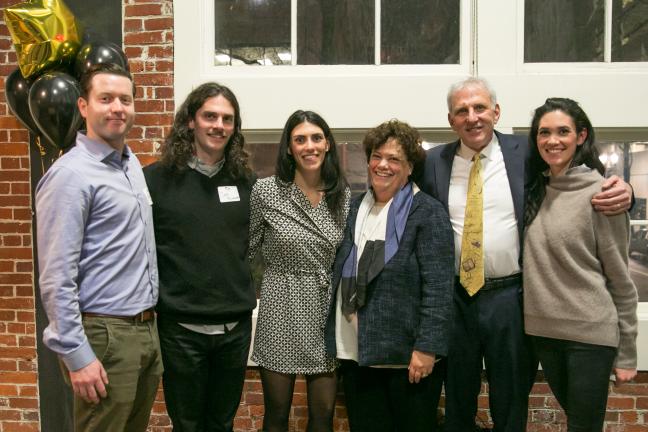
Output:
top-left (249, 176), bottom-right (350, 374)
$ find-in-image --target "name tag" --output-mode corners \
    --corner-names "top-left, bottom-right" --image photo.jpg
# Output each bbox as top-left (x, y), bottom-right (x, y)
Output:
top-left (143, 187), bottom-right (153, 205)
top-left (218, 186), bottom-right (240, 202)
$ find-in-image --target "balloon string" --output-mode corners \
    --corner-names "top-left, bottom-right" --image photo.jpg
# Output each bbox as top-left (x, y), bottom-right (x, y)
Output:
top-left (35, 135), bottom-right (46, 175)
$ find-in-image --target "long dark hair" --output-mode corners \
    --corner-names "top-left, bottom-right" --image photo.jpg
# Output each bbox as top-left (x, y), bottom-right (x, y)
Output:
top-left (275, 110), bottom-right (348, 224)
top-left (524, 97), bottom-right (604, 227)
top-left (161, 82), bottom-right (251, 180)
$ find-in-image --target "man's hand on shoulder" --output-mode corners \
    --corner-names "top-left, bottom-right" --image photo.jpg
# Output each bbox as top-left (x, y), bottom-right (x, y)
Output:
top-left (69, 359), bottom-right (109, 404)
top-left (591, 175), bottom-right (632, 216)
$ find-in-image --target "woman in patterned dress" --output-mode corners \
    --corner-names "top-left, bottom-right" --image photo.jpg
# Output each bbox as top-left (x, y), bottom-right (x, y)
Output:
top-left (249, 110), bottom-right (349, 432)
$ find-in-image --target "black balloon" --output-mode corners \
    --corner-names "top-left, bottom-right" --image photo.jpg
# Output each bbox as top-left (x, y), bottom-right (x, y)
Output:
top-left (28, 72), bottom-right (83, 150)
top-left (5, 68), bottom-right (39, 135)
top-left (74, 41), bottom-right (129, 79)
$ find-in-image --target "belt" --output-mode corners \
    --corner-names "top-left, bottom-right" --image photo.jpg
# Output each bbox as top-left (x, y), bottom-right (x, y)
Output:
top-left (82, 308), bottom-right (155, 323)
top-left (456, 273), bottom-right (522, 291)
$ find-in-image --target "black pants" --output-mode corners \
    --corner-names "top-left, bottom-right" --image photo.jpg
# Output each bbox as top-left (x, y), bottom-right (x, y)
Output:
top-left (157, 316), bottom-right (252, 432)
top-left (444, 282), bottom-right (535, 432)
top-left (340, 360), bottom-right (444, 432)
top-left (532, 336), bottom-right (616, 432)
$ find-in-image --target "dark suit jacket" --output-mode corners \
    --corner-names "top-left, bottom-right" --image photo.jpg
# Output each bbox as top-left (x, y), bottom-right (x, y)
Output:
top-left (324, 190), bottom-right (455, 366)
top-left (419, 131), bottom-right (528, 247)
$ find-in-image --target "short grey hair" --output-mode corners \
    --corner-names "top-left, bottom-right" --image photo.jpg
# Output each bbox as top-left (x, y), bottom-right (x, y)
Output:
top-left (446, 77), bottom-right (498, 112)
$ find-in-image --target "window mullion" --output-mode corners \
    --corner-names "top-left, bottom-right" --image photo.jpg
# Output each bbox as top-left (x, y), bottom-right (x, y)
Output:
top-left (291, 0), bottom-right (297, 65)
top-left (375, 0), bottom-right (380, 65)
top-left (604, 0), bottom-right (612, 63)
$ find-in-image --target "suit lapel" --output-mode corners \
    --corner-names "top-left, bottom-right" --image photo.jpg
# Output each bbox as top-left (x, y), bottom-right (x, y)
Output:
top-left (437, 140), bottom-right (460, 208)
top-left (497, 131), bottom-right (525, 238)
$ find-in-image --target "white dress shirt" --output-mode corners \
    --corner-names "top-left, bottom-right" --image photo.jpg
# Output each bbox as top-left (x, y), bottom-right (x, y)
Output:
top-left (448, 134), bottom-right (521, 278)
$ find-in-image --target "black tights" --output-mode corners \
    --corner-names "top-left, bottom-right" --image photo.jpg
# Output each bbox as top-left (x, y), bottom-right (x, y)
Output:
top-left (260, 367), bottom-right (337, 432)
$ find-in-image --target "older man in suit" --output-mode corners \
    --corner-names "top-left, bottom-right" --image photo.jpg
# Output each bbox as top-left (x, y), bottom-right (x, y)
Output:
top-left (420, 77), bottom-right (632, 432)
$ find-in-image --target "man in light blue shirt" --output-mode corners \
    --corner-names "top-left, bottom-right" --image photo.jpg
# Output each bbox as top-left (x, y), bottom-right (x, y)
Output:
top-left (36, 63), bottom-right (162, 432)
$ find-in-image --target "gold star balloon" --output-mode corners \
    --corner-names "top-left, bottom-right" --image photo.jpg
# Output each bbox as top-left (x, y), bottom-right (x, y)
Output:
top-left (4, 0), bottom-right (82, 78)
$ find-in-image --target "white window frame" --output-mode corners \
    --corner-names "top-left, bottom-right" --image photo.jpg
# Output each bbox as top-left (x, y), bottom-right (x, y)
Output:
top-left (174, 0), bottom-right (473, 129)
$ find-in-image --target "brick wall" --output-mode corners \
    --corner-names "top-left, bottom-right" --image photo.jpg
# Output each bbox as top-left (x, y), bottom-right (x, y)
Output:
top-left (1, 1), bottom-right (647, 431)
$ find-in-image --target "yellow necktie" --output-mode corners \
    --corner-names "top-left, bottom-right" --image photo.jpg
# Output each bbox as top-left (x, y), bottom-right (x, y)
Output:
top-left (460, 153), bottom-right (484, 296)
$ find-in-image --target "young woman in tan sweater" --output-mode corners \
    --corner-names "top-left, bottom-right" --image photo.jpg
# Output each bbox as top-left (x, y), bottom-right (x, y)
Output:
top-left (523, 98), bottom-right (638, 432)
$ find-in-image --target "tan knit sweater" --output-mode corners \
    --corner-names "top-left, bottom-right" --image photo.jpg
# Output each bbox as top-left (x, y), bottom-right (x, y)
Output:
top-left (523, 166), bottom-right (638, 368)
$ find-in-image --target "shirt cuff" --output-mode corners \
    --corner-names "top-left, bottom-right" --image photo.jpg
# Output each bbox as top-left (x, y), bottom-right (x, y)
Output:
top-left (61, 340), bottom-right (97, 372)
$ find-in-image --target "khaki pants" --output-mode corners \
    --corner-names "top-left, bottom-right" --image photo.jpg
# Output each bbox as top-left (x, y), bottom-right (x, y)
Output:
top-left (62, 316), bottom-right (163, 432)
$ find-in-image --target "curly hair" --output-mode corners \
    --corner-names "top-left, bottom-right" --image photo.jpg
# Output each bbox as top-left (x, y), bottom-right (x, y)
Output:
top-left (524, 97), bottom-right (604, 227)
top-left (275, 110), bottom-right (348, 224)
top-left (160, 82), bottom-right (251, 180)
top-left (362, 119), bottom-right (425, 181)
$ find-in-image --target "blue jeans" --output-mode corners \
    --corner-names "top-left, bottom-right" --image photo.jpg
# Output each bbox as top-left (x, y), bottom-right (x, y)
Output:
top-left (532, 336), bottom-right (616, 432)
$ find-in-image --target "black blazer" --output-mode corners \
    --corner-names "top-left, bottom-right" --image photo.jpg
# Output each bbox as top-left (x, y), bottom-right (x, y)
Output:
top-left (419, 131), bottom-right (528, 247)
top-left (324, 190), bottom-right (454, 366)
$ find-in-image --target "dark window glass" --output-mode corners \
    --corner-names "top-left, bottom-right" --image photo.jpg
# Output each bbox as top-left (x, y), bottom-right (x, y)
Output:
top-left (297, 0), bottom-right (374, 65)
top-left (381, 0), bottom-right (460, 64)
top-left (214, 0), bottom-right (290, 65)
top-left (596, 140), bottom-right (648, 300)
top-left (612, 0), bottom-right (648, 62)
top-left (524, 0), bottom-right (604, 62)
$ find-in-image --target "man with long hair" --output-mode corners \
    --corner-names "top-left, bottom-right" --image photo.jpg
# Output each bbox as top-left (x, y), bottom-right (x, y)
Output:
top-left (144, 83), bottom-right (257, 431)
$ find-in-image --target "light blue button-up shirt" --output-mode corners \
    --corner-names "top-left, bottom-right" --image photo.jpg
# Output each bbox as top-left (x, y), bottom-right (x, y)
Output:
top-left (36, 132), bottom-right (158, 371)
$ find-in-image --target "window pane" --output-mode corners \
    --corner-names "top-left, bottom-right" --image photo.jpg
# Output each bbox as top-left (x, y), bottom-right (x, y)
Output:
top-left (214, 0), bottom-right (290, 66)
top-left (524, 0), bottom-right (604, 62)
top-left (597, 141), bottom-right (648, 300)
top-left (381, 0), bottom-right (460, 64)
top-left (297, 0), bottom-right (374, 65)
top-left (612, 0), bottom-right (648, 62)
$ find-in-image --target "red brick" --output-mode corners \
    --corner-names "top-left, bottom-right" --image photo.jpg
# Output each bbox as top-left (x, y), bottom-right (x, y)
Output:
top-left (124, 18), bottom-right (143, 32)
top-left (0, 298), bottom-right (33, 309)
top-left (0, 273), bottom-right (30, 285)
top-left (135, 100), bottom-right (165, 113)
top-left (155, 86), bottom-right (174, 99)
top-left (0, 158), bottom-right (20, 169)
top-left (0, 385), bottom-right (18, 396)
top-left (0, 262), bottom-right (12, 272)
top-left (124, 46), bottom-right (144, 59)
top-left (144, 18), bottom-right (174, 31)
top-left (0, 142), bottom-right (29, 156)
top-left (16, 311), bottom-right (35, 323)
top-left (12, 209), bottom-right (32, 221)
top-left (0, 310), bottom-right (16, 321)
top-left (607, 396), bottom-right (635, 410)
top-left (0, 223), bottom-right (30, 234)
top-left (8, 398), bottom-right (37, 409)
top-left (134, 72), bottom-right (173, 86)
top-left (124, 31), bottom-right (166, 45)
top-left (10, 183), bottom-right (29, 195)
top-left (2, 422), bottom-right (40, 432)
top-left (3, 235), bottom-right (21, 246)
top-left (0, 372), bottom-right (37, 384)
top-left (148, 46), bottom-right (173, 59)
top-left (0, 335), bottom-right (16, 346)
top-left (136, 113), bottom-right (174, 126)
top-left (0, 409), bottom-right (21, 420)
top-left (125, 3), bottom-right (163, 17)
top-left (0, 171), bottom-right (29, 183)
top-left (0, 248), bottom-right (31, 260)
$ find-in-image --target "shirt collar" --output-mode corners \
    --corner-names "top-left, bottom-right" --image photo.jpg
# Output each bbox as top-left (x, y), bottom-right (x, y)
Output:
top-left (188, 155), bottom-right (225, 178)
top-left (457, 133), bottom-right (499, 161)
top-left (75, 132), bottom-right (131, 164)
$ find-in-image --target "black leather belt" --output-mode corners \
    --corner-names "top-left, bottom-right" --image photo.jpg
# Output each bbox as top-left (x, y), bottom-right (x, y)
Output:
top-left (456, 273), bottom-right (522, 291)
top-left (82, 308), bottom-right (155, 323)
